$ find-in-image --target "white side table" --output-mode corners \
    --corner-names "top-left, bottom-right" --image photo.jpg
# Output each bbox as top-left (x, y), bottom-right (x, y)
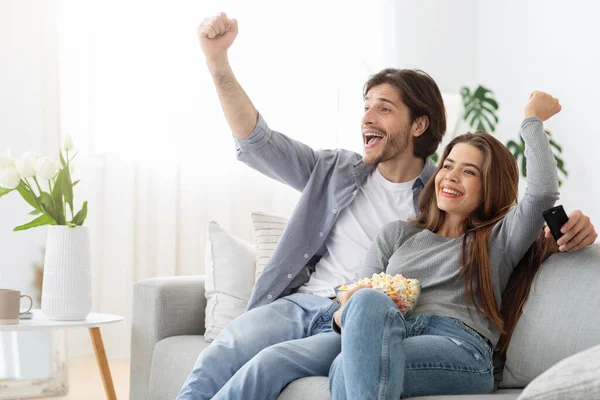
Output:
top-left (0, 309), bottom-right (124, 400)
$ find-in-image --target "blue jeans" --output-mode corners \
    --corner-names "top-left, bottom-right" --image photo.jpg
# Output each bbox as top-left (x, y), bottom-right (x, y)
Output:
top-left (176, 293), bottom-right (341, 400)
top-left (329, 289), bottom-right (494, 399)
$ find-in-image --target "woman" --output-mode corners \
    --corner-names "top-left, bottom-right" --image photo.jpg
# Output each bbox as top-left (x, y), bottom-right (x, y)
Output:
top-left (329, 91), bottom-right (562, 399)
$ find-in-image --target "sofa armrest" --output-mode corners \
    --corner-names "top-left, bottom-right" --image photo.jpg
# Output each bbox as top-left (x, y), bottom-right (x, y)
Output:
top-left (130, 275), bottom-right (206, 400)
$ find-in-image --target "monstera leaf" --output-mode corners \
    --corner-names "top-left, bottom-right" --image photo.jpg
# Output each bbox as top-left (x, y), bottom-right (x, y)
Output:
top-left (506, 129), bottom-right (567, 187)
top-left (461, 85), bottom-right (499, 133)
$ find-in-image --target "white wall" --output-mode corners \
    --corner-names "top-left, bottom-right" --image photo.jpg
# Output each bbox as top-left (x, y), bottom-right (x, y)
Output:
top-left (387, 0), bottom-right (479, 93)
top-left (0, 0), bottom-right (60, 380)
top-left (476, 0), bottom-right (600, 231)
top-left (0, 0), bottom-right (59, 299)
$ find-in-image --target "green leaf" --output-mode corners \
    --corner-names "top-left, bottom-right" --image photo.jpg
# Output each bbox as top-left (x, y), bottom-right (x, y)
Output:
top-left (461, 85), bottom-right (500, 133)
top-left (0, 187), bottom-right (13, 199)
top-left (549, 139), bottom-right (563, 153)
top-left (481, 105), bottom-right (500, 123)
top-left (61, 166), bottom-right (74, 215)
top-left (431, 153), bottom-right (439, 164)
top-left (28, 209), bottom-right (42, 215)
top-left (39, 192), bottom-right (57, 222)
top-left (16, 181), bottom-right (41, 211)
top-left (479, 112), bottom-right (497, 133)
top-left (52, 169), bottom-right (65, 225)
top-left (468, 112), bottom-right (477, 129)
top-left (72, 201), bottom-right (88, 226)
top-left (66, 222), bottom-right (76, 228)
top-left (13, 214), bottom-right (55, 231)
top-left (73, 180), bottom-right (80, 187)
top-left (60, 151), bottom-right (67, 168)
top-left (506, 140), bottom-right (524, 159)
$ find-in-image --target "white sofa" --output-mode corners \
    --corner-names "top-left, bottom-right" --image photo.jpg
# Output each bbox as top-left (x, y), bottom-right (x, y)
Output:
top-left (130, 245), bottom-right (600, 399)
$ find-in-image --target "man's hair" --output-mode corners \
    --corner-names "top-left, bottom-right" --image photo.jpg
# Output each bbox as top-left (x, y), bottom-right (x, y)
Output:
top-left (364, 68), bottom-right (446, 159)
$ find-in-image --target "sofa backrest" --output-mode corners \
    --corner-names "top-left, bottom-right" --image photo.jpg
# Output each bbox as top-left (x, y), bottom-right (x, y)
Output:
top-left (500, 244), bottom-right (600, 387)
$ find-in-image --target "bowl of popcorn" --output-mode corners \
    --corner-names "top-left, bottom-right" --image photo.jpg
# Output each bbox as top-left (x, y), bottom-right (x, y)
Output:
top-left (336, 272), bottom-right (421, 314)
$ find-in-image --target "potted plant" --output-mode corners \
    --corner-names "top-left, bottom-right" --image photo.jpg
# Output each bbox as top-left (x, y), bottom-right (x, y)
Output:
top-left (0, 136), bottom-right (91, 320)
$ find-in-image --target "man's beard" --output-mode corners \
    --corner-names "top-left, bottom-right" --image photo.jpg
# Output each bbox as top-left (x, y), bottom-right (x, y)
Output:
top-left (364, 128), bottom-right (410, 165)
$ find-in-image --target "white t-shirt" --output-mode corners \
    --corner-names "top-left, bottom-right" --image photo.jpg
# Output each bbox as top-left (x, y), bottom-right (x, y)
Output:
top-left (298, 167), bottom-right (418, 297)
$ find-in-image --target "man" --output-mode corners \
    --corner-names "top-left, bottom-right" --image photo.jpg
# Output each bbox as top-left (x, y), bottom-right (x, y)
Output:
top-left (177, 13), bottom-right (598, 400)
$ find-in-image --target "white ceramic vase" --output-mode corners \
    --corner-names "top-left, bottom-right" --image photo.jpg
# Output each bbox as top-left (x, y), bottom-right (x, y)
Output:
top-left (41, 226), bottom-right (91, 320)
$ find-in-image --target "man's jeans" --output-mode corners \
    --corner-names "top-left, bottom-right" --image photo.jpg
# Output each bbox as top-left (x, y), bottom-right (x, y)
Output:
top-left (176, 293), bottom-right (341, 400)
top-left (329, 289), bottom-right (495, 399)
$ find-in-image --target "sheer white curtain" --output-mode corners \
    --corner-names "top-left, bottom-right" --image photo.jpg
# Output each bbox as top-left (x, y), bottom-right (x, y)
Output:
top-left (55, 0), bottom-right (387, 358)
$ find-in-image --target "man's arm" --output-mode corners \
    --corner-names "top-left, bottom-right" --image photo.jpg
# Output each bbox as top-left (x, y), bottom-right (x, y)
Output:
top-left (198, 13), bottom-right (321, 192)
top-left (198, 13), bottom-right (256, 139)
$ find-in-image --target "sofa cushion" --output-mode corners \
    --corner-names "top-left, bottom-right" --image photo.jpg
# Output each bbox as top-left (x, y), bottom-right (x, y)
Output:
top-left (279, 377), bottom-right (522, 400)
top-left (250, 211), bottom-right (288, 282)
top-left (278, 377), bottom-right (331, 400)
top-left (502, 245), bottom-right (600, 387)
top-left (148, 335), bottom-right (523, 400)
top-left (149, 335), bottom-right (211, 400)
top-left (409, 390), bottom-right (522, 400)
top-left (516, 343), bottom-right (600, 400)
top-left (204, 221), bottom-right (256, 342)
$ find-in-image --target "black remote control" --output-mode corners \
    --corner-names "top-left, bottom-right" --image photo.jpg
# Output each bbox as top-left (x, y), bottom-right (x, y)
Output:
top-left (543, 205), bottom-right (569, 241)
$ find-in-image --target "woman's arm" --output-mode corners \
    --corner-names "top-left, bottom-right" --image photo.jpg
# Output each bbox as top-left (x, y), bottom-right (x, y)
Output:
top-left (493, 92), bottom-right (562, 267)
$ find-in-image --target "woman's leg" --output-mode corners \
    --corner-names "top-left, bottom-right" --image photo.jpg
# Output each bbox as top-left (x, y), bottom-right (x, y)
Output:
top-left (401, 315), bottom-right (494, 397)
top-left (329, 289), bottom-right (409, 400)
top-left (328, 289), bottom-right (494, 400)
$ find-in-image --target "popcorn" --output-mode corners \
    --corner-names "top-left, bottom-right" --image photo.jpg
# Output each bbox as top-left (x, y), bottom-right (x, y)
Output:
top-left (339, 272), bottom-right (421, 313)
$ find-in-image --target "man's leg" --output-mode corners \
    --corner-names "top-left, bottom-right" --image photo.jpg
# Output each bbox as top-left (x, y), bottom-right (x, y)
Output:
top-left (213, 331), bottom-right (341, 400)
top-left (176, 296), bottom-right (306, 400)
top-left (176, 293), bottom-right (337, 400)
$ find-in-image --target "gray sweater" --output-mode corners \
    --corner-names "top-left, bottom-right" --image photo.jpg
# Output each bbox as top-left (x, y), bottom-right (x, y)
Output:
top-left (360, 117), bottom-right (559, 346)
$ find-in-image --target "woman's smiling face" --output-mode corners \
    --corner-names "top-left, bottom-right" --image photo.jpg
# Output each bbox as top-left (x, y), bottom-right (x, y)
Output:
top-left (435, 143), bottom-right (485, 218)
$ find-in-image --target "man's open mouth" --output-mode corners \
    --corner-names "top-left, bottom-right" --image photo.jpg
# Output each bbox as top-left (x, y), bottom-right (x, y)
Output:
top-left (364, 133), bottom-right (385, 146)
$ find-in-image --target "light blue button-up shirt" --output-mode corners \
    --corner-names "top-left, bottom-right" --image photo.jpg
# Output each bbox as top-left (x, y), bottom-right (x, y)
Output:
top-left (235, 114), bottom-right (436, 310)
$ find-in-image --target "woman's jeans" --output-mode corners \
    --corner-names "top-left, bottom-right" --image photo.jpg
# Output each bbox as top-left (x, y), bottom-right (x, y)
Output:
top-left (176, 293), bottom-right (341, 400)
top-left (329, 289), bottom-right (495, 400)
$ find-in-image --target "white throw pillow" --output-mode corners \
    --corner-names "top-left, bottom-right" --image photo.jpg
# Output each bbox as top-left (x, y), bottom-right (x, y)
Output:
top-left (517, 344), bottom-right (600, 400)
top-left (250, 211), bottom-right (289, 282)
top-left (204, 222), bottom-right (256, 342)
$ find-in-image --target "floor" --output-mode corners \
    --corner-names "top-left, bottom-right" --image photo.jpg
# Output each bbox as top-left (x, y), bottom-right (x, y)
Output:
top-left (47, 357), bottom-right (130, 400)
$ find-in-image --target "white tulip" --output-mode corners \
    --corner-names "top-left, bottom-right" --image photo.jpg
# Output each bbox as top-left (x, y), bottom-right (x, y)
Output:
top-left (0, 167), bottom-right (22, 189)
top-left (63, 135), bottom-right (74, 152)
top-left (22, 151), bottom-right (41, 161)
top-left (15, 153), bottom-right (38, 178)
top-left (0, 152), bottom-right (14, 170)
top-left (36, 157), bottom-right (59, 180)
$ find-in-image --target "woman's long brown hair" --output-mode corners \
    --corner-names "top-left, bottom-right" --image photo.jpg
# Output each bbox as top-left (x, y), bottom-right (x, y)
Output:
top-left (497, 232), bottom-right (558, 356)
top-left (416, 131), bottom-right (558, 356)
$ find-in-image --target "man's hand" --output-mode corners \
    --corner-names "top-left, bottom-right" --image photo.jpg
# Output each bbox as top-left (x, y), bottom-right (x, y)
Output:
top-left (545, 209), bottom-right (598, 252)
top-left (197, 13), bottom-right (238, 63)
top-left (524, 91), bottom-right (562, 121)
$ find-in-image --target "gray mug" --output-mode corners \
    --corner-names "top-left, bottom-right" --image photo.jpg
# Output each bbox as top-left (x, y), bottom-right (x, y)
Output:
top-left (0, 289), bottom-right (33, 325)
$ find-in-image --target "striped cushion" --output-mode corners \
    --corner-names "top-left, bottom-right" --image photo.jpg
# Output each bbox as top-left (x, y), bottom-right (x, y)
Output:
top-left (250, 212), bottom-right (289, 282)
